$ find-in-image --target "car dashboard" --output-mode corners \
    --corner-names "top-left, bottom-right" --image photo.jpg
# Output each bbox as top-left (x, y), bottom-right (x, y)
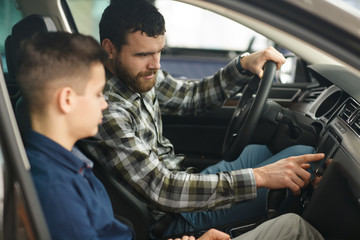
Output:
top-left (293, 64), bottom-right (360, 239)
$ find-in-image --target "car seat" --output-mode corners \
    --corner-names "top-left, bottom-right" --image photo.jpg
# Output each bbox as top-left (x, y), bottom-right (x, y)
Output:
top-left (5, 14), bottom-right (57, 135)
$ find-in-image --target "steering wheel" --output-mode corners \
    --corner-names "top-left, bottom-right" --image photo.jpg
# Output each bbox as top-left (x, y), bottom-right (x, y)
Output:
top-left (222, 61), bottom-right (277, 161)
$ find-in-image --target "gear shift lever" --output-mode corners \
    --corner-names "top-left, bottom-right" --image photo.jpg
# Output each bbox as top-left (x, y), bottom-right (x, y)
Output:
top-left (267, 188), bottom-right (287, 219)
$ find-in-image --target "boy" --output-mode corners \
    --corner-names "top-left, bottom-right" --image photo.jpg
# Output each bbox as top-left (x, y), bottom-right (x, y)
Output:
top-left (18, 31), bottom-right (133, 240)
top-left (17, 32), bottom-right (323, 240)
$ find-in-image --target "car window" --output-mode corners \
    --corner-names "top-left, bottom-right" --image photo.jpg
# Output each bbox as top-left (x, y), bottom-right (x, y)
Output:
top-left (67, 0), bottom-right (269, 51)
top-left (0, 0), bottom-right (22, 74)
top-left (331, 0), bottom-right (360, 16)
top-left (67, 0), bottom-right (110, 42)
top-left (155, 0), bottom-right (269, 52)
top-left (66, 0), bottom-right (297, 83)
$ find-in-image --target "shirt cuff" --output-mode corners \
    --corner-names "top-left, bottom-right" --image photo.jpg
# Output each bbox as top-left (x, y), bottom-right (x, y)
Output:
top-left (232, 168), bottom-right (257, 201)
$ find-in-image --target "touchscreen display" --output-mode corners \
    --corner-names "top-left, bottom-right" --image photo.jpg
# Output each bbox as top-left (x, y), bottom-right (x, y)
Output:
top-left (311, 134), bottom-right (338, 176)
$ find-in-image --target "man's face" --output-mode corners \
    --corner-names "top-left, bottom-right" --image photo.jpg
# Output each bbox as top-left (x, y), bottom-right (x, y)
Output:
top-left (108, 31), bottom-right (166, 93)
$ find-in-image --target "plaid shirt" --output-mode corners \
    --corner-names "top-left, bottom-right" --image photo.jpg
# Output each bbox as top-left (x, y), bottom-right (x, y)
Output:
top-left (78, 58), bottom-right (257, 217)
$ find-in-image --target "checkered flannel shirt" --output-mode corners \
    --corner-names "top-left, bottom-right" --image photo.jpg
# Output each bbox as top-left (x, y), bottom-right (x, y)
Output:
top-left (78, 58), bottom-right (257, 216)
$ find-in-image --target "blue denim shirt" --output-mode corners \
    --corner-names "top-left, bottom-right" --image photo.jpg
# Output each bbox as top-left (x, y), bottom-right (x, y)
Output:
top-left (25, 130), bottom-right (134, 240)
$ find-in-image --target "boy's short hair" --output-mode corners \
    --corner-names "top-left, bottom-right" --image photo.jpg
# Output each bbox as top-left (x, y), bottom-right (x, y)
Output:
top-left (17, 32), bottom-right (108, 113)
top-left (99, 0), bottom-right (166, 50)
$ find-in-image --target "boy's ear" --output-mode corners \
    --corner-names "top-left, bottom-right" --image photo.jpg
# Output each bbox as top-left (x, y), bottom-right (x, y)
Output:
top-left (58, 87), bottom-right (75, 114)
top-left (102, 39), bottom-right (116, 59)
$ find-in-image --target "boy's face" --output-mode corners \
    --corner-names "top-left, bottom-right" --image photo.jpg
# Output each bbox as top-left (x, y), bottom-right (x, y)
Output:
top-left (71, 62), bottom-right (108, 139)
top-left (109, 31), bottom-right (166, 93)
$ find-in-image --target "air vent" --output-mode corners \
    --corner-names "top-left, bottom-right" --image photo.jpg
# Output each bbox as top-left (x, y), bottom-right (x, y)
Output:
top-left (350, 116), bottom-right (360, 136)
top-left (302, 87), bottom-right (326, 103)
top-left (338, 98), bottom-right (360, 123)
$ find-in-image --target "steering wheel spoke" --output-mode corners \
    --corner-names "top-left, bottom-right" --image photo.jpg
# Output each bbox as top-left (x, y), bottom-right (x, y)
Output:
top-left (222, 61), bottom-right (277, 161)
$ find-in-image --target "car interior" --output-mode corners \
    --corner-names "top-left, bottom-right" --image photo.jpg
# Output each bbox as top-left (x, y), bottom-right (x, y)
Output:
top-left (0, 0), bottom-right (360, 240)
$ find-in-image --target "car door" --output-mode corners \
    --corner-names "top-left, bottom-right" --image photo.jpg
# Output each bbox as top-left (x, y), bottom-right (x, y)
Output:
top-left (0, 58), bottom-right (51, 239)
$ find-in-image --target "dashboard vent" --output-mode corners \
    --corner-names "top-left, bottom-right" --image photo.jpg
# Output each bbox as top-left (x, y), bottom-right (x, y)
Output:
top-left (350, 116), bottom-right (360, 136)
top-left (338, 98), bottom-right (360, 123)
top-left (302, 87), bottom-right (326, 103)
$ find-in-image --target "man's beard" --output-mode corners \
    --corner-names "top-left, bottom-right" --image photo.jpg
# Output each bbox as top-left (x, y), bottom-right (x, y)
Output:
top-left (113, 60), bottom-right (157, 93)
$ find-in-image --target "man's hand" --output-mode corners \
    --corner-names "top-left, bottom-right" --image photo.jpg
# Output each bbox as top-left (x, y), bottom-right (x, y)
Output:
top-left (253, 153), bottom-right (325, 195)
top-left (312, 158), bottom-right (333, 190)
top-left (241, 46), bottom-right (286, 78)
top-left (168, 229), bottom-right (231, 240)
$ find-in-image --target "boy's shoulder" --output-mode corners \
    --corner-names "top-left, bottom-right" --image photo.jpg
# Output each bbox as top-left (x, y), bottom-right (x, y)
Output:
top-left (25, 131), bottom-right (83, 182)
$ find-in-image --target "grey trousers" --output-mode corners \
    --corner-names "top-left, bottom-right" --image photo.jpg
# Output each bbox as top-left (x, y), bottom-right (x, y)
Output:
top-left (235, 213), bottom-right (324, 240)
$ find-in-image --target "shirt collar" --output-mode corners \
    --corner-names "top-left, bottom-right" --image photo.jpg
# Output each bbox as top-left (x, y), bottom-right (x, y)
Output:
top-left (106, 75), bottom-right (140, 102)
top-left (72, 146), bottom-right (93, 168)
top-left (25, 129), bottom-right (91, 173)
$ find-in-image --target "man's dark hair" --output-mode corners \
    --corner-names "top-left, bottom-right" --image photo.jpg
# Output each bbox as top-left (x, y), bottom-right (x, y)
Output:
top-left (99, 0), bottom-right (166, 50)
top-left (17, 31), bottom-right (108, 112)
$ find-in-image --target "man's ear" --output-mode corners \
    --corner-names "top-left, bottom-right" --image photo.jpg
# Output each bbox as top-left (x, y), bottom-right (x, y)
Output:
top-left (102, 38), bottom-right (116, 59)
top-left (58, 87), bottom-right (75, 114)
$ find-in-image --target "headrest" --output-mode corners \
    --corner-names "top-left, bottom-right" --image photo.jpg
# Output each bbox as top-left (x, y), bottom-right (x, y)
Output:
top-left (6, 14), bottom-right (57, 79)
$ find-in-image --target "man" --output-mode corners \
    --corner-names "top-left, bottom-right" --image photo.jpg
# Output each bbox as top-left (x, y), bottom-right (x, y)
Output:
top-left (18, 31), bottom-right (323, 240)
top-left (77, 0), bottom-right (324, 236)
